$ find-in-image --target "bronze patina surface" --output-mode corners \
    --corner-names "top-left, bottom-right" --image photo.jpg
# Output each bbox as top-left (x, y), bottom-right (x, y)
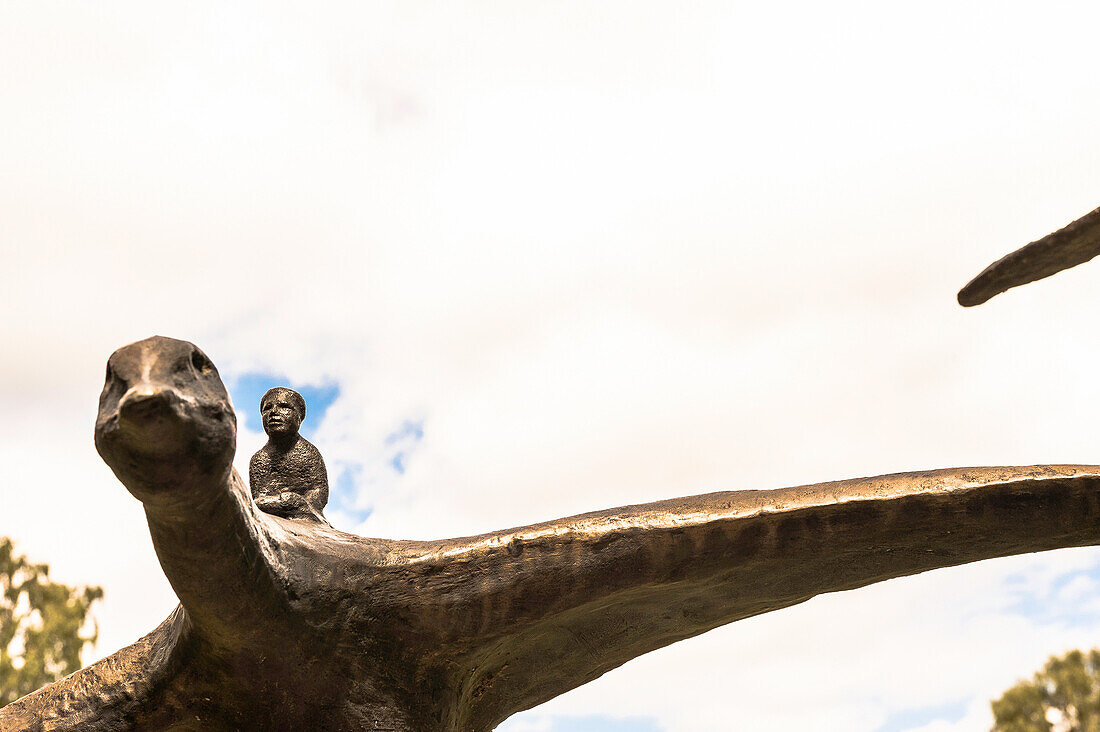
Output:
top-left (959, 204), bottom-right (1100, 306)
top-left (4, 336), bottom-right (1100, 730)
top-left (249, 386), bottom-right (330, 523)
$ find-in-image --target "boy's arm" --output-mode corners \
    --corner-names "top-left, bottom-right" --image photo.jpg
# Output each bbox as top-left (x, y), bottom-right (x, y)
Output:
top-left (305, 445), bottom-right (330, 514)
top-left (255, 491), bottom-right (308, 518)
top-left (248, 450), bottom-right (265, 499)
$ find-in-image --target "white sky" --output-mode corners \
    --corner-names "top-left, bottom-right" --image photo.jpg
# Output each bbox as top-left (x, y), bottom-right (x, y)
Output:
top-left (4, 2), bottom-right (1100, 730)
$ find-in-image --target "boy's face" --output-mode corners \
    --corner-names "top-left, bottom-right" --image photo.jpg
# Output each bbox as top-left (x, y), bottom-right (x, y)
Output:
top-left (260, 393), bottom-right (302, 437)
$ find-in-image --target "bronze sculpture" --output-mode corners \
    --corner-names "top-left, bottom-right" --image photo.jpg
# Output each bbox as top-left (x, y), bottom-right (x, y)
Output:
top-left (958, 204), bottom-right (1100, 306)
top-left (249, 387), bottom-right (330, 523)
top-left (4, 211), bottom-right (1100, 730)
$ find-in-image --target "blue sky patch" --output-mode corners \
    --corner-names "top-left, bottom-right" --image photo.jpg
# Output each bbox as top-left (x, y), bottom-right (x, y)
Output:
top-left (1003, 560), bottom-right (1100, 628)
top-left (385, 419), bottom-right (424, 476)
top-left (329, 466), bottom-right (373, 525)
top-left (228, 371), bottom-right (340, 439)
top-left (386, 419), bottom-right (425, 445)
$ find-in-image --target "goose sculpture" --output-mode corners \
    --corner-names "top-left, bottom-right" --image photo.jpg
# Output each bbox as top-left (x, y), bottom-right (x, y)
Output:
top-left (6, 211), bottom-right (1100, 729)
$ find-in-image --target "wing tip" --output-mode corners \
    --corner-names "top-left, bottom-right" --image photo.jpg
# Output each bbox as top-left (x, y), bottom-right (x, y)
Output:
top-left (957, 203), bottom-right (1100, 308)
top-left (957, 282), bottom-right (991, 307)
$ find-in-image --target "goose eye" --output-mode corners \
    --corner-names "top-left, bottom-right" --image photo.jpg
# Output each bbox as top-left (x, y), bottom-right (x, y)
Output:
top-left (191, 350), bottom-right (212, 374)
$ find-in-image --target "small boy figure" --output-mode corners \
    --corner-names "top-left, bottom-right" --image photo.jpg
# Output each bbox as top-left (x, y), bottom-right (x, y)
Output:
top-left (249, 387), bottom-right (329, 522)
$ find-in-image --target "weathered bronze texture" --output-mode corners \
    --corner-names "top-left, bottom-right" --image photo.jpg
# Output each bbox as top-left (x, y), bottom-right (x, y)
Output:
top-left (250, 387), bottom-right (330, 522)
top-left (959, 204), bottom-right (1100, 306)
top-left (4, 336), bottom-right (1100, 731)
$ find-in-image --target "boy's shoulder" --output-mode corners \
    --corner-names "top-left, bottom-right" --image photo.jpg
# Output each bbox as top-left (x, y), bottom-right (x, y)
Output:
top-left (293, 436), bottom-right (323, 458)
top-left (250, 445), bottom-right (273, 465)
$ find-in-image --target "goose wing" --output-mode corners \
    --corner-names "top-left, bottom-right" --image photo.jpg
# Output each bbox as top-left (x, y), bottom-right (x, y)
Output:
top-left (959, 205), bottom-right (1100, 306)
top-left (407, 465), bottom-right (1100, 730)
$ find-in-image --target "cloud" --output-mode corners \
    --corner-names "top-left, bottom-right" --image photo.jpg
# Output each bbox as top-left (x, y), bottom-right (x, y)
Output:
top-left (4, 2), bottom-right (1100, 729)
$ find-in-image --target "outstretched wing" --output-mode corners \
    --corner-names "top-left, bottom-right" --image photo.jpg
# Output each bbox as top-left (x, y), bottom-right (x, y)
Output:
top-left (958, 205), bottom-right (1100, 306)
top-left (403, 465), bottom-right (1100, 730)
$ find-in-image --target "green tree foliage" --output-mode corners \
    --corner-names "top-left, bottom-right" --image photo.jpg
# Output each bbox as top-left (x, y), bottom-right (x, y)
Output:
top-left (0, 537), bottom-right (102, 707)
top-left (992, 649), bottom-right (1100, 732)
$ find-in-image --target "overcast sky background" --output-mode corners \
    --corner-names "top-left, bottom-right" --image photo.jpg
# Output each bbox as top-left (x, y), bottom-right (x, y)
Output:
top-left (4, 2), bottom-right (1100, 730)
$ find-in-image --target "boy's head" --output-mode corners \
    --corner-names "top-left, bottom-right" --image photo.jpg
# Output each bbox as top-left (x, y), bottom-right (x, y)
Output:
top-left (260, 387), bottom-right (306, 437)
